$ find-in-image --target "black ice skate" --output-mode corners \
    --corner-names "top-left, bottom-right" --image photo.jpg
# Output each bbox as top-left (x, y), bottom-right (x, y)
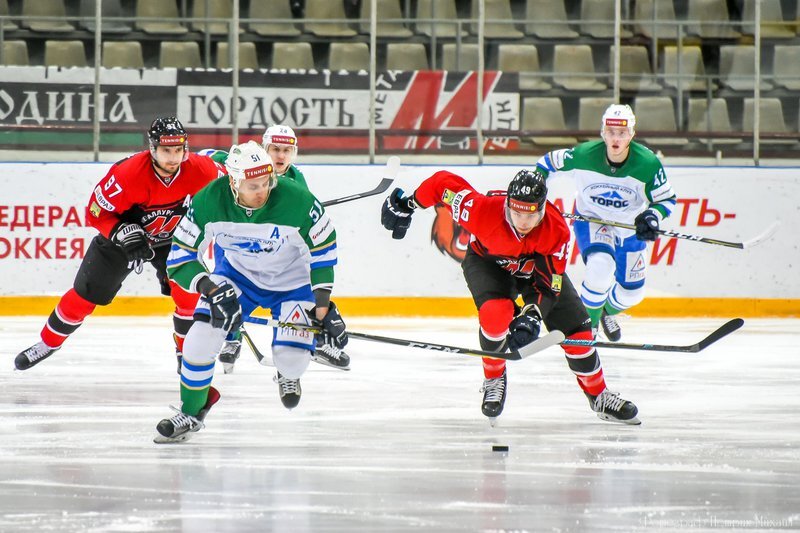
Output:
top-left (218, 339), bottom-right (242, 374)
top-left (587, 389), bottom-right (640, 425)
top-left (15, 342), bottom-right (60, 370)
top-left (480, 371), bottom-right (507, 424)
top-left (275, 372), bottom-right (302, 409)
top-left (154, 386), bottom-right (221, 443)
top-left (175, 352), bottom-right (183, 375)
top-left (600, 309), bottom-right (622, 342)
top-left (311, 334), bottom-right (351, 370)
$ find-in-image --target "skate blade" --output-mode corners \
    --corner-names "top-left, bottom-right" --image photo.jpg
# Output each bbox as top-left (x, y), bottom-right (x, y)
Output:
top-left (488, 417), bottom-right (499, 428)
top-left (222, 362), bottom-right (236, 374)
top-left (311, 356), bottom-right (351, 371)
top-left (596, 413), bottom-right (641, 426)
top-left (153, 432), bottom-right (193, 444)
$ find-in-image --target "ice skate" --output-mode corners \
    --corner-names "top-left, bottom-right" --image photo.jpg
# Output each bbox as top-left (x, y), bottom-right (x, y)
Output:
top-left (218, 339), bottom-right (242, 374)
top-left (175, 352), bottom-right (183, 375)
top-left (154, 386), bottom-right (220, 443)
top-left (480, 371), bottom-right (507, 424)
top-left (587, 389), bottom-right (640, 425)
top-left (15, 342), bottom-right (59, 371)
top-left (275, 372), bottom-right (302, 409)
top-left (311, 334), bottom-right (350, 370)
top-left (600, 309), bottom-right (622, 342)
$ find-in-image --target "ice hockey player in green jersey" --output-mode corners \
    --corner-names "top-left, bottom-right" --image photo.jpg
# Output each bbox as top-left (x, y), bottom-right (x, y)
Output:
top-left (201, 124), bottom-right (307, 188)
top-left (199, 125), bottom-right (350, 372)
top-left (154, 141), bottom-right (348, 443)
top-left (536, 104), bottom-right (677, 341)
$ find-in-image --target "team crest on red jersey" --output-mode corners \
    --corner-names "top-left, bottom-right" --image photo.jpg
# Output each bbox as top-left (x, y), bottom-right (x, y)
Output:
top-left (430, 205), bottom-right (471, 263)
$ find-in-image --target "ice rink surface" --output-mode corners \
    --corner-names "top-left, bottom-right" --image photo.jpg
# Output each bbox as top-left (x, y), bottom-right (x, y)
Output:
top-left (1, 316), bottom-right (798, 533)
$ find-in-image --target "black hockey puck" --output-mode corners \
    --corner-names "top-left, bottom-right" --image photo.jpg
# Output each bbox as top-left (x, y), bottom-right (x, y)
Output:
top-left (492, 445), bottom-right (509, 452)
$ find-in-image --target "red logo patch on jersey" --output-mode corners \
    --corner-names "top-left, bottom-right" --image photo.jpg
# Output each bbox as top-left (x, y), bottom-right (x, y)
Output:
top-left (431, 205), bottom-right (470, 263)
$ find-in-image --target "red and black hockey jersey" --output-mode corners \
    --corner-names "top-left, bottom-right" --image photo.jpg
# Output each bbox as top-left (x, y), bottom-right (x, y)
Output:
top-left (86, 151), bottom-right (224, 247)
top-left (414, 170), bottom-right (571, 308)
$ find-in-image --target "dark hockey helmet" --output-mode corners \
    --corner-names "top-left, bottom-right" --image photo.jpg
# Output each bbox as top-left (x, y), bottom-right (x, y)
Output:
top-left (507, 169), bottom-right (547, 213)
top-left (148, 116), bottom-right (189, 157)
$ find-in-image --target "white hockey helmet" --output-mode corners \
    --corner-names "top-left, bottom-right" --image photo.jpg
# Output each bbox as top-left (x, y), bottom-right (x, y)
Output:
top-left (261, 124), bottom-right (297, 149)
top-left (262, 124), bottom-right (299, 153)
top-left (601, 104), bottom-right (636, 135)
top-left (225, 141), bottom-right (277, 198)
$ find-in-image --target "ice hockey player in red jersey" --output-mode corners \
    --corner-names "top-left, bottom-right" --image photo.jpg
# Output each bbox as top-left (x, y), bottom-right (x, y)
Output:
top-left (380, 169), bottom-right (640, 425)
top-left (14, 117), bottom-right (225, 372)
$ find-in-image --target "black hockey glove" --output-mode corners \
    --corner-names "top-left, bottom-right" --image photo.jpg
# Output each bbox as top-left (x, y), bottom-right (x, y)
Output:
top-left (315, 301), bottom-right (348, 348)
top-left (506, 305), bottom-right (542, 351)
top-left (381, 188), bottom-right (417, 240)
top-left (634, 209), bottom-right (660, 241)
top-left (202, 281), bottom-right (242, 332)
top-left (113, 223), bottom-right (155, 269)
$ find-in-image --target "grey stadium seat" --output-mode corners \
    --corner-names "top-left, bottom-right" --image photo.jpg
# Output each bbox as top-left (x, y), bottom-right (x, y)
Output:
top-left (271, 42), bottom-right (315, 70)
top-left (248, 0), bottom-right (301, 37)
top-left (216, 42), bottom-right (260, 70)
top-left (522, 97), bottom-right (578, 146)
top-left (45, 40), bottom-right (87, 67)
top-left (159, 41), bottom-right (202, 69)
top-left (386, 43), bottom-right (429, 70)
top-left (102, 41), bottom-right (145, 68)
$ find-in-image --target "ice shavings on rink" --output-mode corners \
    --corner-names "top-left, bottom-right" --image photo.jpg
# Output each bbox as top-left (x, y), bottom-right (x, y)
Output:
top-left (1, 316), bottom-right (799, 532)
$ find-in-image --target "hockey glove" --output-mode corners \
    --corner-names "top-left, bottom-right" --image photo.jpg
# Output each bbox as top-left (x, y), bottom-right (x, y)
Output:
top-left (315, 301), bottom-right (348, 348)
top-left (113, 223), bottom-right (155, 269)
top-left (381, 188), bottom-right (417, 240)
top-left (634, 209), bottom-right (660, 241)
top-left (506, 304), bottom-right (542, 351)
top-left (202, 282), bottom-right (242, 333)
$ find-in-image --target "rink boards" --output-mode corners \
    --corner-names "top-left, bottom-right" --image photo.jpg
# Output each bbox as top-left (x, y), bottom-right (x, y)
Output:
top-left (0, 162), bottom-right (797, 317)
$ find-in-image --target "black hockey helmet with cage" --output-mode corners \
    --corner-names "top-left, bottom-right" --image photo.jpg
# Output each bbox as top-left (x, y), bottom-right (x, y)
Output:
top-left (147, 116), bottom-right (189, 149)
top-left (507, 169), bottom-right (547, 213)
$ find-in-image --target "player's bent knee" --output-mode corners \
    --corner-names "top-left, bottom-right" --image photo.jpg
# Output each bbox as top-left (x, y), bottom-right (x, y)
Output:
top-left (478, 298), bottom-right (515, 339)
top-left (583, 252), bottom-right (616, 291)
top-left (562, 329), bottom-right (594, 357)
top-left (272, 345), bottom-right (311, 379)
top-left (183, 320), bottom-right (227, 364)
top-left (170, 281), bottom-right (200, 314)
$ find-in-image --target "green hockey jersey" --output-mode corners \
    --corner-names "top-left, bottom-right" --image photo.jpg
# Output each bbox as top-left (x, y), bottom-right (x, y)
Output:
top-left (167, 177), bottom-right (336, 293)
top-left (537, 140), bottom-right (676, 226)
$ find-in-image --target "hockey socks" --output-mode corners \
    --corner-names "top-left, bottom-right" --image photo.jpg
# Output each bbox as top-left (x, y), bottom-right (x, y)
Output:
top-left (180, 359), bottom-right (216, 416)
top-left (586, 305), bottom-right (603, 329)
top-left (562, 330), bottom-right (607, 397)
top-left (40, 288), bottom-right (96, 348)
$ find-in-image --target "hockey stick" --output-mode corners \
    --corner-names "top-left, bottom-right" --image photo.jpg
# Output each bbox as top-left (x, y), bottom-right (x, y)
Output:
top-left (243, 316), bottom-right (566, 361)
top-left (240, 326), bottom-right (274, 366)
top-left (563, 213), bottom-right (779, 249)
top-left (561, 318), bottom-right (744, 353)
top-left (321, 156), bottom-right (400, 207)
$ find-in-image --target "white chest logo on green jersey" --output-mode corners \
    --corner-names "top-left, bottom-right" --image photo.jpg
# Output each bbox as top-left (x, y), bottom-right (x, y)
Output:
top-left (217, 233), bottom-right (284, 255)
top-left (585, 183), bottom-right (636, 209)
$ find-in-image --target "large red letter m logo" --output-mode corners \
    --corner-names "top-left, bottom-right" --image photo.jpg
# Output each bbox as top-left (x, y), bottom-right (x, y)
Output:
top-left (143, 215), bottom-right (182, 240)
top-left (386, 71), bottom-right (501, 151)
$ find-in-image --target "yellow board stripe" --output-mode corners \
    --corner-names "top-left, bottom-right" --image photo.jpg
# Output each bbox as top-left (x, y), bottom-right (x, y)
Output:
top-left (0, 296), bottom-right (796, 318)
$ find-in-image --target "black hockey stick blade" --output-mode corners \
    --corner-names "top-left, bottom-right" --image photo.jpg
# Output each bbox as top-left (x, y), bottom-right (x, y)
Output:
top-left (560, 318), bottom-right (744, 353)
top-left (243, 316), bottom-right (565, 361)
top-left (346, 329), bottom-right (565, 361)
top-left (321, 156), bottom-right (399, 207)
